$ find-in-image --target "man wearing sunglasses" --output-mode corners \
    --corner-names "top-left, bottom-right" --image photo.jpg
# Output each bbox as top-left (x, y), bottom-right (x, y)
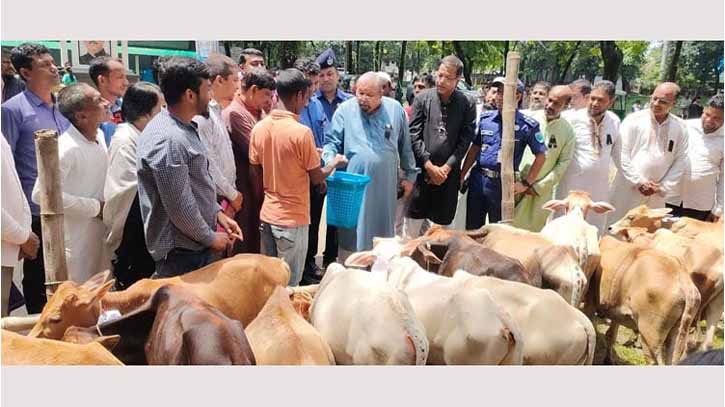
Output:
top-left (606, 82), bottom-right (689, 228)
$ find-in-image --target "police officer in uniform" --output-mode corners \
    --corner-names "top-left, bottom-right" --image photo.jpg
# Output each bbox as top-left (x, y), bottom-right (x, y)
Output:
top-left (460, 77), bottom-right (547, 229)
top-left (312, 48), bottom-right (353, 267)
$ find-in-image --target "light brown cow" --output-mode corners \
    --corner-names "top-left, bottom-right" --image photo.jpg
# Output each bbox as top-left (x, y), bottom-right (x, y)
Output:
top-left (592, 236), bottom-right (701, 365)
top-left (29, 254), bottom-right (291, 340)
top-left (473, 224), bottom-right (587, 306)
top-left (246, 286), bottom-right (335, 365)
top-left (616, 227), bottom-right (724, 351)
top-left (2, 330), bottom-right (123, 365)
top-left (608, 205), bottom-right (724, 249)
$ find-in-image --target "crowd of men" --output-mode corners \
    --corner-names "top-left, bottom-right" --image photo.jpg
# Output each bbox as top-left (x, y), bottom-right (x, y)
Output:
top-left (1, 42), bottom-right (723, 318)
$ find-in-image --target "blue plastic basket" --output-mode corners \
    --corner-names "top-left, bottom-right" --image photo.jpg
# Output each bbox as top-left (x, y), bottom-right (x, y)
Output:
top-left (326, 171), bottom-right (371, 229)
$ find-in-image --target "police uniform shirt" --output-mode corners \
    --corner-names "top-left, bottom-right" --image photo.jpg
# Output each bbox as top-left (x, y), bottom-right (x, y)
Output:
top-left (473, 109), bottom-right (547, 172)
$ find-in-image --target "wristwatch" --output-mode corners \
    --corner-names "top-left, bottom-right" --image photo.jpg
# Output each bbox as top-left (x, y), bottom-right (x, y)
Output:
top-left (521, 179), bottom-right (532, 188)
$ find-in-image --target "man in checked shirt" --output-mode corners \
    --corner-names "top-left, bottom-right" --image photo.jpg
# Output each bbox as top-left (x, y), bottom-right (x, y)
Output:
top-left (137, 57), bottom-right (242, 278)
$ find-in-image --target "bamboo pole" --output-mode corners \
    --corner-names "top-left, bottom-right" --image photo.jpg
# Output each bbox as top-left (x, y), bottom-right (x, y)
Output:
top-left (1, 314), bottom-right (41, 333)
top-left (499, 51), bottom-right (521, 223)
top-left (34, 129), bottom-right (68, 296)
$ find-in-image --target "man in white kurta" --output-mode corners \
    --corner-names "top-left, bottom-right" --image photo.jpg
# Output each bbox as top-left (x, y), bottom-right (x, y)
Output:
top-left (665, 94), bottom-right (723, 221)
top-left (32, 83), bottom-right (109, 283)
top-left (556, 80), bottom-right (621, 235)
top-left (607, 82), bottom-right (689, 229)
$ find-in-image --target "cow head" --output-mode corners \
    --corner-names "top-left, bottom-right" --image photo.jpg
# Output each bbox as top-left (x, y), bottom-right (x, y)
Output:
top-left (542, 191), bottom-right (615, 219)
top-left (612, 226), bottom-right (653, 245)
top-left (608, 205), bottom-right (673, 235)
top-left (28, 271), bottom-right (115, 339)
top-left (61, 326), bottom-right (121, 351)
top-left (287, 285), bottom-right (318, 321)
top-left (345, 237), bottom-right (408, 269)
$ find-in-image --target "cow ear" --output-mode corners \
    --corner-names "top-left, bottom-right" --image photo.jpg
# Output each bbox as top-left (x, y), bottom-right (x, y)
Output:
top-left (81, 270), bottom-right (113, 290)
top-left (590, 201), bottom-right (615, 214)
top-left (344, 251), bottom-right (377, 268)
top-left (80, 280), bottom-right (114, 306)
top-left (95, 335), bottom-right (121, 351)
top-left (649, 207), bottom-right (673, 217)
top-left (416, 243), bottom-right (442, 265)
top-left (542, 199), bottom-right (568, 213)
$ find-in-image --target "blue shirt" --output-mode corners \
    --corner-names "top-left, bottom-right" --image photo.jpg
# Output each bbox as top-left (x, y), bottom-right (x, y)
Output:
top-left (313, 89), bottom-right (353, 122)
top-left (1, 90), bottom-right (71, 215)
top-left (100, 98), bottom-right (123, 147)
top-left (136, 109), bottom-right (221, 261)
top-left (299, 97), bottom-right (328, 148)
top-left (473, 109), bottom-right (546, 171)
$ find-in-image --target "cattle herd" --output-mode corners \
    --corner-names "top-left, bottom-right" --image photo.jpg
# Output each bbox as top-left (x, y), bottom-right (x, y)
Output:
top-left (1, 191), bottom-right (723, 366)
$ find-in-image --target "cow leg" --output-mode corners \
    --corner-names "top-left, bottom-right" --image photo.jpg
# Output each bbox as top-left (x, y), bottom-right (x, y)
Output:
top-left (637, 316), bottom-right (670, 365)
top-left (700, 290), bottom-right (724, 351)
top-left (603, 322), bottom-right (619, 365)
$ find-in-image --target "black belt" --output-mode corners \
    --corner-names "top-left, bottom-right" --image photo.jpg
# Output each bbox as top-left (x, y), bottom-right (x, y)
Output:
top-left (479, 167), bottom-right (520, 179)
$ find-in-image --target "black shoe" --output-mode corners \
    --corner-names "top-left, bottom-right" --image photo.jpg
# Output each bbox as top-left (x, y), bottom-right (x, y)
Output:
top-left (301, 264), bottom-right (325, 285)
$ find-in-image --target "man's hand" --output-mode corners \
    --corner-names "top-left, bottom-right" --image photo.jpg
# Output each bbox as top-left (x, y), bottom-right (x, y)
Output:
top-left (229, 192), bottom-right (243, 213)
top-left (210, 232), bottom-right (232, 253)
top-left (317, 180), bottom-right (328, 195)
top-left (332, 154), bottom-right (348, 169)
top-left (425, 161), bottom-right (447, 185)
top-left (637, 182), bottom-right (655, 196)
top-left (217, 211), bottom-right (243, 241)
top-left (401, 179), bottom-right (414, 199)
top-left (514, 182), bottom-right (528, 195)
top-left (707, 213), bottom-right (720, 223)
top-left (19, 232), bottom-right (40, 260)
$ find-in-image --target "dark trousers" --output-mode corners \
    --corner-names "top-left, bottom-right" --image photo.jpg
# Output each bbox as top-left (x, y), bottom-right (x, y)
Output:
top-left (111, 195), bottom-right (155, 290)
top-left (466, 173), bottom-right (502, 230)
top-left (304, 185), bottom-right (325, 274)
top-left (666, 202), bottom-right (711, 222)
top-left (22, 215), bottom-right (46, 314)
top-left (151, 248), bottom-right (213, 279)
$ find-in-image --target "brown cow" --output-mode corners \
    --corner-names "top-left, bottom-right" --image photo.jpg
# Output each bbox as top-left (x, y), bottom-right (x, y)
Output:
top-left (2, 330), bottom-right (123, 365)
top-left (591, 236), bottom-right (701, 365)
top-left (246, 286), bottom-right (334, 365)
top-left (413, 235), bottom-right (536, 286)
top-left (60, 285), bottom-right (257, 365)
top-left (29, 254), bottom-right (290, 340)
top-left (144, 285), bottom-right (256, 365)
top-left (616, 227), bottom-right (723, 351)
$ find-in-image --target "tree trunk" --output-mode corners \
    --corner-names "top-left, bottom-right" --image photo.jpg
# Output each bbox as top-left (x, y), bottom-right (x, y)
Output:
top-left (452, 41), bottom-right (473, 86)
top-left (398, 41), bottom-right (407, 99)
top-left (600, 41), bottom-right (623, 81)
top-left (502, 41), bottom-right (510, 74)
top-left (279, 41), bottom-right (298, 69)
top-left (558, 41), bottom-right (582, 83)
top-left (665, 41), bottom-right (683, 81)
top-left (355, 41), bottom-right (361, 74)
top-left (346, 41), bottom-right (353, 73)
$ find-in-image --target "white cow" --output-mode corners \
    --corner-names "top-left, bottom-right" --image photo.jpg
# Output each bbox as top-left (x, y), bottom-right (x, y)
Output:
top-left (453, 270), bottom-right (597, 365)
top-left (385, 256), bottom-right (524, 365)
top-left (309, 263), bottom-right (429, 365)
top-left (540, 190), bottom-right (616, 307)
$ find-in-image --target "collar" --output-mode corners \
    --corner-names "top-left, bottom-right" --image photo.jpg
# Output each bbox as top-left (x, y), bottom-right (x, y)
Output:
top-left (316, 89), bottom-right (347, 103)
top-left (269, 109), bottom-right (300, 121)
top-left (24, 89), bottom-right (55, 107)
top-left (67, 123), bottom-right (101, 144)
top-left (166, 109), bottom-right (198, 131)
top-left (240, 98), bottom-right (261, 119)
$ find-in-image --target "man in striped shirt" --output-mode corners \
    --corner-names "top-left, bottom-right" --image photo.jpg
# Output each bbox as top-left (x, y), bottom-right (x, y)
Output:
top-left (137, 57), bottom-right (241, 278)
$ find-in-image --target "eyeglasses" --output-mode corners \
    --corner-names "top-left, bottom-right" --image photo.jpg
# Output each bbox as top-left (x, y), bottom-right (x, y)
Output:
top-left (651, 96), bottom-right (673, 106)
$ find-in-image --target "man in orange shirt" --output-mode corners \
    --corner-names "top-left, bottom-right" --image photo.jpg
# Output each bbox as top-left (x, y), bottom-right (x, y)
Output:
top-left (249, 69), bottom-right (347, 286)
